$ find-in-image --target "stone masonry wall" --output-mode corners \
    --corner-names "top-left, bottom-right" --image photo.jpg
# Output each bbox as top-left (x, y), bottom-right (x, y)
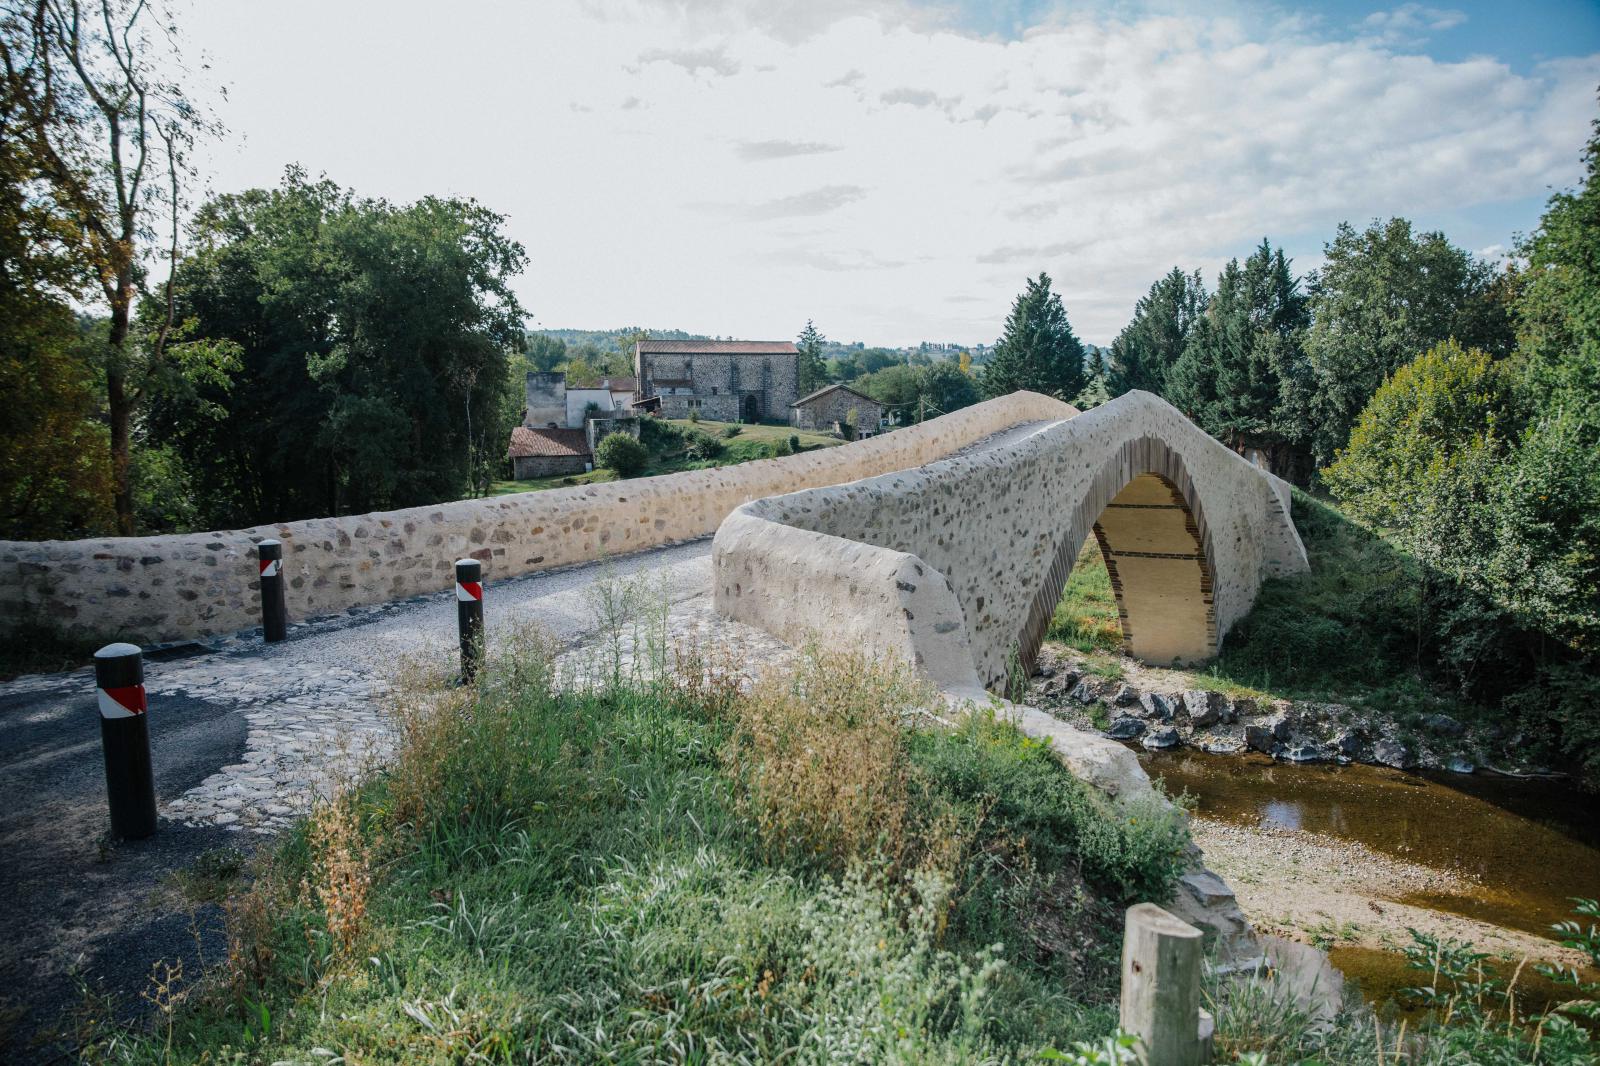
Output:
top-left (713, 391), bottom-right (1308, 693)
top-left (0, 392), bottom-right (1069, 644)
top-left (792, 388), bottom-right (886, 432)
top-left (640, 351), bottom-right (800, 422)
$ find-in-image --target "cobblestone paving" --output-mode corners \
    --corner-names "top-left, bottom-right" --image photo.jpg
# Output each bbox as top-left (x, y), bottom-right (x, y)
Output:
top-left (0, 539), bottom-right (807, 835)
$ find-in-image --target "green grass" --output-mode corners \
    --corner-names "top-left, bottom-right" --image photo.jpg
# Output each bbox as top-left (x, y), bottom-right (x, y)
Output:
top-left (663, 418), bottom-right (840, 456)
top-left (1044, 492), bottom-right (1473, 723)
top-left (82, 640), bottom-right (1193, 1063)
top-left (1045, 540), bottom-right (1124, 654)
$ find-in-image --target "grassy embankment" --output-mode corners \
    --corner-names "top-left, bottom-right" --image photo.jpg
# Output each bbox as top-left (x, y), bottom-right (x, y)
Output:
top-left (83, 627), bottom-right (1191, 1062)
top-left (1049, 490), bottom-right (1492, 742)
top-left (491, 419), bottom-right (842, 497)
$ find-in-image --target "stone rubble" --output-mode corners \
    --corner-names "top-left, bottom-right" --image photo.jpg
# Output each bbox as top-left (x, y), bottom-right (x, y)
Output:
top-left (1027, 645), bottom-right (1527, 776)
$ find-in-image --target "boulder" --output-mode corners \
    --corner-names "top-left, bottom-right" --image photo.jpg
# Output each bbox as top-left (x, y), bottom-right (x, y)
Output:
top-left (1232, 697), bottom-right (1259, 719)
top-left (1180, 869), bottom-right (1237, 907)
top-left (1184, 689), bottom-right (1223, 727)
top-left (1194, 733), bottom-right (1246, 755)
top-left (1141, 725), bottom-right (1182, 750)
top-left (1373, 739), bottom-right (1417, 769)
top-left (1446, 757), bottom-right (1476, 774)
top-left (1111, 683), bottom-right (1140, 707)
top-left (1070, 678), bottom-right (1103, 705)
top-left (1105, 716), bottom-right (1147, 740)
top-left (1138, 691), bottom-right (1178, 721)
top-left (1332, 729), bottom-right (1366, 759)
top-left (1422, 713), bottom-right (1466, 738)
top-left (1245, 713), bottom-right (1292, 753)
top-left (1278, 741), bottom-right (1327, 763)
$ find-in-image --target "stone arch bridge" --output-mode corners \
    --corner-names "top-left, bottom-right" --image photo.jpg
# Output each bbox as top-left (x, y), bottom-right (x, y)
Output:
top-left (713, 390), bottom-right (1308, 698)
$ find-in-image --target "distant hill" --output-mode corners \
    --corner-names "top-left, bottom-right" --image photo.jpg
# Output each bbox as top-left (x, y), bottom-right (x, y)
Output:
top-left (530, 327), bottom-right (707, 348)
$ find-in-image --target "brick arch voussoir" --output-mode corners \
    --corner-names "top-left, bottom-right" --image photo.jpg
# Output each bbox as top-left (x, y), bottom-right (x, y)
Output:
top-left (1012, 434), bottom-right (1218, 681)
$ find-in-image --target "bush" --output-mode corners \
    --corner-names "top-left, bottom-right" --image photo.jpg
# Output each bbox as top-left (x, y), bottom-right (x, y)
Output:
top-left (682, 429), bottom-right (723, 462)
top-left (595, 431), bottom-right (647, 477)
top-left (789, 434), bottom-right (802, 453)
top-left (720, 425), bottom-right (742, 439)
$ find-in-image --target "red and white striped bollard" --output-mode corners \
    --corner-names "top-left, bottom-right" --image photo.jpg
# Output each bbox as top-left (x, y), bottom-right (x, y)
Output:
top-left (94, 642), bottom-right (157, 839)
top-left (455, 558), bottom-right (484, 683)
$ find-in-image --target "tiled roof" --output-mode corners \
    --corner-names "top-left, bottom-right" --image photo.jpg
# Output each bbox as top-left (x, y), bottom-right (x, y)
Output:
top-left (507, 426), bottom-right (590, 459)
top-left (791, 383), bottom-right (880, 408)
top-left (605, 377), bottom-right (637, 392)
top-left (636, 339), bottom-right (798, 355)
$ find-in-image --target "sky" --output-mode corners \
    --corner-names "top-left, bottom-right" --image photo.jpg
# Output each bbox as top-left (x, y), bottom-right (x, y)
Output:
top-left (181, 0), bottom-right (1600, 348)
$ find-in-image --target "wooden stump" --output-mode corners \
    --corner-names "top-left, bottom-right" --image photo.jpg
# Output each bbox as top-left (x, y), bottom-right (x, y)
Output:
top-left (1120, 902), bottom-right (1208, 1064)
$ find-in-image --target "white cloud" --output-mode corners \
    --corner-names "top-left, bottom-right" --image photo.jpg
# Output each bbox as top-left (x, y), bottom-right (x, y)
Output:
top-left (184, 1), bottom-right (1597, 345)
top-left (1361, 5), bottom-right (1468, 46)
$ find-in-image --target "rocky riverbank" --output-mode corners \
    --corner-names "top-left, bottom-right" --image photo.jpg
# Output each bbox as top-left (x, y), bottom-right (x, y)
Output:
top-left (1026, 645), bottom-right (1544, 776)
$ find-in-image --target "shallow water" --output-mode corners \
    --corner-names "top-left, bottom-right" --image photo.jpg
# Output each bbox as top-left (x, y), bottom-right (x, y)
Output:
top-left (1138, 750), bottom-right (1600, 939)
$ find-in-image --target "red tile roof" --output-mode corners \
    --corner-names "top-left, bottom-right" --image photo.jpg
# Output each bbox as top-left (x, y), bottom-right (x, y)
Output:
top-left (507, 426), bottom-right (590, 459)
top-left (636, 339), bottom-right (798, 355)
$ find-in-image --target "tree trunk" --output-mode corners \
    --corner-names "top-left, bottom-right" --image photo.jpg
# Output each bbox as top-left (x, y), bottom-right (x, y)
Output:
top-left (106, 300), bottom-right (135, 535)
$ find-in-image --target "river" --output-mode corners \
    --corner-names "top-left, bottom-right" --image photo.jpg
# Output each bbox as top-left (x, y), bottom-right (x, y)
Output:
top-left (1139, 750), bottom-right (1600, 939)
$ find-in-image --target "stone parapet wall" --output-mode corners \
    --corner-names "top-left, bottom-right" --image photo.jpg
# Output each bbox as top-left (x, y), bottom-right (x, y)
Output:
top-left (713, 390), bottom-right (1309, 692)
top-left (0, 392), bottom-right (1069, 644)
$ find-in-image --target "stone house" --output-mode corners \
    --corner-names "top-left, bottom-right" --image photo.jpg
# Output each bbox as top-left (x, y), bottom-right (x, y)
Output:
top-left (507, 426), bottom-right (591, 479)
top-left (633, 339), bottom-right (799, 422)
top-left (790, 383), bottom-right (887, 434)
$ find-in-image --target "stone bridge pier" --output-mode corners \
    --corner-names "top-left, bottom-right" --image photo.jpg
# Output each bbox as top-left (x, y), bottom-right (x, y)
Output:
top-left (712, 390), bottom-right (1308, 696)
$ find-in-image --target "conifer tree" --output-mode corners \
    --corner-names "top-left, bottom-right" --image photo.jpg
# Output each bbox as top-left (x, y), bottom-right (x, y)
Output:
top-left (796, 320), bottom-right (828, 394)
top-left (1108, 267), bottom-right (1207, 396)
top-left (982, 273), bottom-right (1086, 400)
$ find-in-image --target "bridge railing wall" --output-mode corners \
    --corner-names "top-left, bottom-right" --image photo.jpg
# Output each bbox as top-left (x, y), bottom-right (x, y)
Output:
top-left (0, 392), bottom-right (1070, 644)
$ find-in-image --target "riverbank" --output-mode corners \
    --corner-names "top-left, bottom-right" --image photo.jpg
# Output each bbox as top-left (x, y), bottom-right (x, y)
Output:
top-left (1028, 644), bottom-right (1552, 778)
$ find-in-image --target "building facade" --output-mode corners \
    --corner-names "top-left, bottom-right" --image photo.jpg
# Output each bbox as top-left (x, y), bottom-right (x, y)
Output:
top-left (790, 383), bottom-right (887, 434)
top-left (507, 426), bottom-right (591, 479)
top-left (633, 339), bottom-right (799, 422)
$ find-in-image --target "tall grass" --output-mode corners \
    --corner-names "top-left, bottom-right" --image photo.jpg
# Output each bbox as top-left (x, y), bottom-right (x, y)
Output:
top-left (80, 624), bottom-right (1195, 1063)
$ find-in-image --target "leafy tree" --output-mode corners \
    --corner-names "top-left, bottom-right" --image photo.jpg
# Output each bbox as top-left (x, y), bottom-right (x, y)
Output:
top-left (982, 272), bottom-right (1086, 400)
top-left (796, 319), bottom-right (828, 394)
top-left (151, 169), bottom-right (526, 524)
top-left (0, 58), bottom-right (114, 538)
top-left (1305, 218), bottom-right (1513, 465)
top-left (1, 0), bottom-right (221, 533)
top-left (856, 364), bottom-right (920, 409)
top-left (525, 333), bottom-right (568, 372)
top-left (1108, 268), bottom-right (1206, 396)
top-left (1166, 240), bottom-right (1313, 478)
top-left (917, 360), bottom-right (979, 416)
top-left (595, 432), bottom-right (647, 477)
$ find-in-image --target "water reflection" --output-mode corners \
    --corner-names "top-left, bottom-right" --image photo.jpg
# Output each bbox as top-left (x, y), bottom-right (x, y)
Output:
top-left (1141, 750), bottom-right (1600, 938)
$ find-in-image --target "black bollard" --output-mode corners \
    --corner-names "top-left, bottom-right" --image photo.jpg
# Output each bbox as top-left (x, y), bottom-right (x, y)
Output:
top-left (455, 558), bottom-right (484, 683)
top-left (257, 538), bottom-right (288, 643)
top-left (94, 642), bottom-right (157, 839)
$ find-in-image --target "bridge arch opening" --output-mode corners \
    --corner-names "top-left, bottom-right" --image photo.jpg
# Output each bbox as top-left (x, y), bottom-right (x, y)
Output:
top-left (1018, 436), bottom-right (1217, 674)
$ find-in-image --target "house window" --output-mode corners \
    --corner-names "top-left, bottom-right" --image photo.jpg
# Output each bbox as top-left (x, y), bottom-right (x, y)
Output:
top-left (687, 397), bottom-right (702, 411)
top-left (710, 387), bottom-right (718, 395)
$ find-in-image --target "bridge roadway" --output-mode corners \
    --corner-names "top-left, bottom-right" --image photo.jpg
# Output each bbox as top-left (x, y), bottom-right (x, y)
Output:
top-left (0, 417), bottom-right (1055, 1056)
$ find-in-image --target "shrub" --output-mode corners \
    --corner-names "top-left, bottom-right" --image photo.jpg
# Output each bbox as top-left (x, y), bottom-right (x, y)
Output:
top-left (595, 431), bottom-right (647, 477)
top-left (720, 425), bottom-right (742, 439)
top-left (682, 429), bottom-right (723, 462)
top-left (771, 437), bottom-right (793, 457)
top-left (789, 434), bottom-right (802, 453)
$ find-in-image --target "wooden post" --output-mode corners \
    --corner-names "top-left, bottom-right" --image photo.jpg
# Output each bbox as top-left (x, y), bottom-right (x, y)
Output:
top-left (1120, 902), bottom-right (1208, 1065)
